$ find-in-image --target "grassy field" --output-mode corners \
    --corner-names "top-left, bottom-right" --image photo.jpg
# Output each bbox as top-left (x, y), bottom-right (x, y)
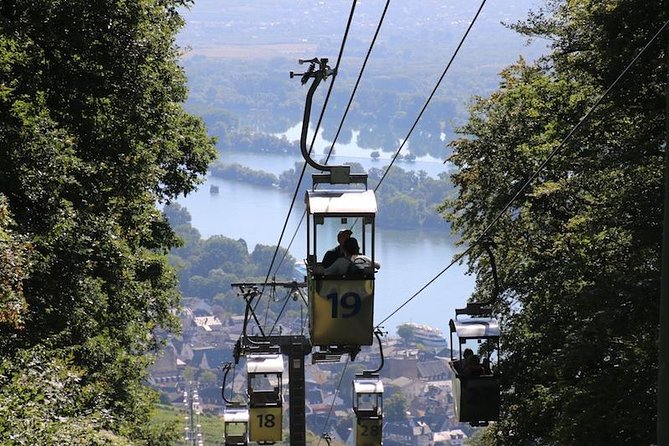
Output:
top-left (151, 404), bottom-right (225, 445)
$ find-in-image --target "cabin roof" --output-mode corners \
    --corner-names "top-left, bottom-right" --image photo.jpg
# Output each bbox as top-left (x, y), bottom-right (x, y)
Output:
top-left (353, 377), bottom-right (384, 394)
top-left (246, 353), bottom-right (284, 374)
top-left (449, 317), bottom-right (500, 339)
top-left (224, 406), bottom-right (249, 422)
top-left (306, 190), bottom-right (377, 215)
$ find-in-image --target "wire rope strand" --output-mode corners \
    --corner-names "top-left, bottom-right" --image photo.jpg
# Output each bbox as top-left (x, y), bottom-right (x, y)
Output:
top-left (374, 0), bottom-right (488, 192)
top-left (376, 17), bottom-right (669, 327)
top-left (273, 210), bottom-right (306, 276)
top-left (269, 288), bottom-right (294, 336)
top-left (262, 281), bottom-right (276, 332)
top-left (324, 0), bottom-right (391, 164)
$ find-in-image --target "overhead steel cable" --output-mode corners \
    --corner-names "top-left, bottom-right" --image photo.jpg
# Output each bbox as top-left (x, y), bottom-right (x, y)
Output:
top-left (272, 211), bottom-right (306, 275)
top-left (376, 16), bottom-right (669, 328)
top-left (374, 0), bottom-right (487, 192)
top-left (256, 0), bottom-right (359, 329)
top-left (323, 0), bottom-right (391, 163)
top-left (270, 0), bottom-right (486, 332)
top-left (273, 0), bottom-right (485, 278)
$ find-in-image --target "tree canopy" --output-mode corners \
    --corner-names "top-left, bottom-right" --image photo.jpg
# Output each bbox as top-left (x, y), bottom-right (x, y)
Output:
top-left (164, 203), bottom-right (298, 320)
top-left (0, 1), bottom-right (216, 443)
top-left (443, 0), bottom-right (666, 444)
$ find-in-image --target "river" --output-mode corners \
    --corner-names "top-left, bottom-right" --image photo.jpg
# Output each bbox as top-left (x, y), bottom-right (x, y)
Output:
top-left (176, 143), bottom-right (475, 341)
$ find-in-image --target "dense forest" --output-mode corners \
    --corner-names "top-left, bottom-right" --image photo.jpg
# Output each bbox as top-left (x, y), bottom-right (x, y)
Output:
top-left (442, 0), bottom-right (667, 444)
top-left (163, 203), bottom-right (298, 322)
top-left (0, 1), bottom-right (217, 444)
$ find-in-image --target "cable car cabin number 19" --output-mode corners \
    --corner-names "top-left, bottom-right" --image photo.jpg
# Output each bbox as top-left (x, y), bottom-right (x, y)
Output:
top-left (306, 189), bottom-right (378, 347)
top-left (311, 279), bottom-right (374, 346)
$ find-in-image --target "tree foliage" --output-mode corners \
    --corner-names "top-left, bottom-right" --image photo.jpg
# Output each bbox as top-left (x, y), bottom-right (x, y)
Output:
top-left (0, 194), bottom-right (30, 332)
top-left (0, 0), bottom-right (216, 443)
top-left (443, 0), bottom-right (666, 444)
top-left (275, 161), bottom-right (453, 230)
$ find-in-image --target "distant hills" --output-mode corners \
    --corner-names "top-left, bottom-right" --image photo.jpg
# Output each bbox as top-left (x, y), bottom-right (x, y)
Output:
top-left (178, 0), bottom-right (548, 158)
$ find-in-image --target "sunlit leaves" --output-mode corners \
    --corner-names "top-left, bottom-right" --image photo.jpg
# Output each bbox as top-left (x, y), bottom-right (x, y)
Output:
top-left (0, 0), bottom-right (215, 442)
top-left (445, 0), bottom-right (665, 443)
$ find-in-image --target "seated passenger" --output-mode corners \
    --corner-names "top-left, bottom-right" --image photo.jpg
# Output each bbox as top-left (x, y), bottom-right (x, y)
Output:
top-left (346, 237), bottom-right (380, 271)
top-left (323, 237), bottom-right (380, 276)
top-left (461, 348), bottom-right (485, 377)
top-left (323, 255), bottom-right (351, 275)
top-left (322, 228), bottom-right (353, 268)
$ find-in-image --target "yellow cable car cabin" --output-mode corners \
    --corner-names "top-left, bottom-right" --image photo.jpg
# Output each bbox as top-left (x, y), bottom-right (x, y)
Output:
top-left (352, 375), bottom-right (384, 446)
top-left (223, 404), bottom-right (249, 446)
top-left (246, 353), bottom-right (284, 443)
top-left (449, 315), bottom-right (501, 425)
top-left (305, 188), bottom-right (378, 348)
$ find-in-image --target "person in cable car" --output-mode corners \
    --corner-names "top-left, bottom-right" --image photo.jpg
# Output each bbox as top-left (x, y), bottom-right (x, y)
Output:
top-left (456, 348), bottom-right (485, 378)
top-left (322, 228), bottom-right (352, 268)
top-left (323, 237), bottom-right (381, 276)
top-left (347, 237), bottom-right (380, 272)
top-left (323, 236), bottom-right (355, 275)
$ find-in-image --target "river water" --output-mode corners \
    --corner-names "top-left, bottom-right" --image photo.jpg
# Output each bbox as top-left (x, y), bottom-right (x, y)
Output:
top-left (176, 140), bottom-right (475, 340)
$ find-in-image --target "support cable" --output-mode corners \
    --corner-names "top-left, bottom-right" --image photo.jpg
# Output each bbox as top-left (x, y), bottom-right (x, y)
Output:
top-left (376, 17), bottom-right (669, 327)
top-left (374, 0), bottom-right (487, 192)
top-left (323, 0), bottom-right (391, 164)
top-left (262, 280), bottom-right (277, 332)
top-left (270, 0), bottom-right (483, 332)
top-left (272, 0), bottom-right (484, 258)
top-left (268, 287), bottom-right (295, 336)
top-left (273, 211), bottom-right (306, 277)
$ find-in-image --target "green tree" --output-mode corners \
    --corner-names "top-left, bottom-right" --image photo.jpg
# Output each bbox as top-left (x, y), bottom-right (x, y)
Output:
top-left (384, 392), bottom-right (408, 423)
top-left (396, 323), bottom-right (414, 345)
top-left (442, 1), bottom-right (666, 444)
top-left (0, 194), bottom-right (30, 334)
top-left (199, 370), bottom-right (218, 388)
top-left (182, 366), bottom-right (197, 383)
top-left (0, 0), bottom-right (216, 443)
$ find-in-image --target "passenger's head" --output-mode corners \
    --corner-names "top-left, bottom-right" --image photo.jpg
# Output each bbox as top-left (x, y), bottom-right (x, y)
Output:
top-left (337, 228), bottom-right (352, 245)
top-left (463, 348), bottom-right (474, 359)
top-left (343, 237), bottom-right (360, 256)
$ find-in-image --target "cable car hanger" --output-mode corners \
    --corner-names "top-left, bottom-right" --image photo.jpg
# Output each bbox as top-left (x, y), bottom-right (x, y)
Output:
top-left (232, 284), bottom-right (272, 363)
top-left (291, 57), bottom-right (367, 188)
top-left (456, 237), bottom-right (500, 318)
top-left (362, 327), bottom-right (386, 376)
top-left (232, 281), bottom-right (308, 362)
top-left (221, 362), bottom-right (240, 405)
